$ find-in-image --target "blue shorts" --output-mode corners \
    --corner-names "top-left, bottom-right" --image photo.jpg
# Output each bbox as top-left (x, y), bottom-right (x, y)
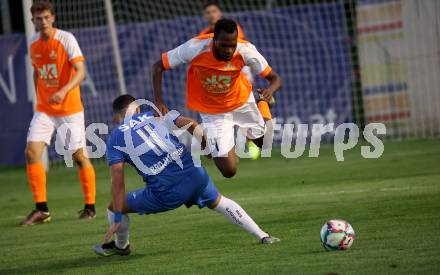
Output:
top-left (126, 167), bottom-right (219, 215)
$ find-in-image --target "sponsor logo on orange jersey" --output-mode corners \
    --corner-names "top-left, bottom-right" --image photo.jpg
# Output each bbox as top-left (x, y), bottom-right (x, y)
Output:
top-left (38, 63), bottom-right (59, 87)
top-left (49, 50), bottom-right (57, 60)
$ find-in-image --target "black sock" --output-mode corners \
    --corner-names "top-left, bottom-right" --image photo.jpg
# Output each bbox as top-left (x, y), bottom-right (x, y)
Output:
top-left (85, 204), bottom-right (95, 212)
top-left (36, 202), bottom-right (49, 212)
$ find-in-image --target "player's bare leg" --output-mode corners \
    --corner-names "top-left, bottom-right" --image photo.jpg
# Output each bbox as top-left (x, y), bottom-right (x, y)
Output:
top-left (25, 141), bottom-right (46, 164)
top-left (213, 147), bottom-right (238, 178)
top-left (209, 194), bottom-right (280, 244)
top-left (20, 141), bottom-right (51, 226)
top-left (73, 148), bottom-right (97, 219)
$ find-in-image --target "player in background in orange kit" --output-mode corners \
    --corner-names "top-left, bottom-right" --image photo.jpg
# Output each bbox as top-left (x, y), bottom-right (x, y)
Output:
top-left (152, 19), bottom-right (282, 178)
top-left (20, 1), bottom-right (96, 225)
top-left (199, 1), bottom-right (246, 40)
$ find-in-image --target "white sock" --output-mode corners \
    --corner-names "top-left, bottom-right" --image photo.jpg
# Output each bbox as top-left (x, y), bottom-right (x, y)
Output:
top-left (107, 209), bottom-right (130, 249)
top-left (213, 196), bottom-right (269, 240)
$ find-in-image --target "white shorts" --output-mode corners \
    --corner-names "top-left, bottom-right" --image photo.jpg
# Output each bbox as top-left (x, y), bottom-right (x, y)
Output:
top-left (27, 111), bottom-right (86, 151)
top-left (200, 93), bottom-right (265, 157)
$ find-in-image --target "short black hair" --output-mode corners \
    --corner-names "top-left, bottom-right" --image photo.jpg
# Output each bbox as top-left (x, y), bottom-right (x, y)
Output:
top-left (214, 18), bottom-right (237, 39)
top-left (112, 94), bottom-right (136, 115)
top-left (203, 1), bottom-right (223, 11)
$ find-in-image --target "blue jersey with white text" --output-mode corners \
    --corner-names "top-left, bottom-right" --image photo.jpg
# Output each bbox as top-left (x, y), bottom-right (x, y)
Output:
top-left (106, 111), bottom-right (196, 191)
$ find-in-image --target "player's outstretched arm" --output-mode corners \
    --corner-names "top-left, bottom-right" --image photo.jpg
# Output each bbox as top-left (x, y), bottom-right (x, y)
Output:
top-left (174, 116), bottom-right (207, 150)
top-left (103, 162), bottom-right (127, 242)
top-left (151, 60), bottom-right (169, 114)
top-left (48, 61), bottom-right (85, 104)
top-left (258, 70), bottom-right (282, 102)
top-left (110, 162), bottom-right (127, 214)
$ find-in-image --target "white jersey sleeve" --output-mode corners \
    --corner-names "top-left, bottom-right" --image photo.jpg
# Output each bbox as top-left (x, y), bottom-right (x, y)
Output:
top-left (55, 30), bottom-right (84, 63)
top-left (162, 38), bottom-right (210, 70)
top-left (238, 42), bottom-right (272, 77)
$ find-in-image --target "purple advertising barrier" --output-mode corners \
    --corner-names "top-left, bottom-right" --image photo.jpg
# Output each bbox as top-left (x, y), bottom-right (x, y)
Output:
top-left (0, 34), bottom-right (34, 166)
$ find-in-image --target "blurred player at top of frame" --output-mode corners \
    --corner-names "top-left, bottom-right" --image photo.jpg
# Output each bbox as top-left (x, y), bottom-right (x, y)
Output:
top-left (152, 18), bottom-right (282, 178)
top-left (20, 0), bottom-right (96, 225)
top-left (199, 1), bottom-right (246, 39)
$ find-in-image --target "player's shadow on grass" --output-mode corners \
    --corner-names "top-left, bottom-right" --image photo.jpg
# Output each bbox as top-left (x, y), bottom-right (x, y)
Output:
top-left (0, 253), bottom-right (161, 274)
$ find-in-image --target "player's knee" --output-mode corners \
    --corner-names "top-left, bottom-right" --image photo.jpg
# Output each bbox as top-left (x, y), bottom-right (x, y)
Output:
top-left (73, 151), bottom-right (90, 168)
top-left (220, 166), bottom-right (236, 178)
top-left (73, 155), bottom-right (85, 167)
top-left (25, 146), bottom-right (40, 163)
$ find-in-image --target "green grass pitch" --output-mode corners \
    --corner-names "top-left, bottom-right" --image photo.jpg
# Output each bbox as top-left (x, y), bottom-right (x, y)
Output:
top-left (0, 139), bottom-right (439, 274)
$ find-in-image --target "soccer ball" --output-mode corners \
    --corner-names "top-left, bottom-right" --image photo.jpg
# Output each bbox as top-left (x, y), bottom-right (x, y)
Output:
top-left (320, 219), bottom-right (355, 251)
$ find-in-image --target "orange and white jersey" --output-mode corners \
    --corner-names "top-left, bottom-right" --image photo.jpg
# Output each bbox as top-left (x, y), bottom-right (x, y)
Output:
top-left (30, 28), bottom-right (85, 116)
top-left (162, 33), bottom-right (272, 114)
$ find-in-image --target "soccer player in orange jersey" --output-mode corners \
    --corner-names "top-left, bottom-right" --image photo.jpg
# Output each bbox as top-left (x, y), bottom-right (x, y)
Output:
top-left (152, 19), bottom-right (282, 178)
top-left (200, 2), bottom-right (261, 156)
top-left (20, 1), bottom-right (96, 225)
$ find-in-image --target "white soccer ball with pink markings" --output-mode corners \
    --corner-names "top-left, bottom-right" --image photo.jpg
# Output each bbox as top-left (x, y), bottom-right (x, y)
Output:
top-left (320, 219), bottom-right (355, 251)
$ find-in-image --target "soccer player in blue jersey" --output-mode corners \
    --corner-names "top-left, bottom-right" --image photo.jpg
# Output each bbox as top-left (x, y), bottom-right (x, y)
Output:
top-left (93, 95), bottom-right (279, 256)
